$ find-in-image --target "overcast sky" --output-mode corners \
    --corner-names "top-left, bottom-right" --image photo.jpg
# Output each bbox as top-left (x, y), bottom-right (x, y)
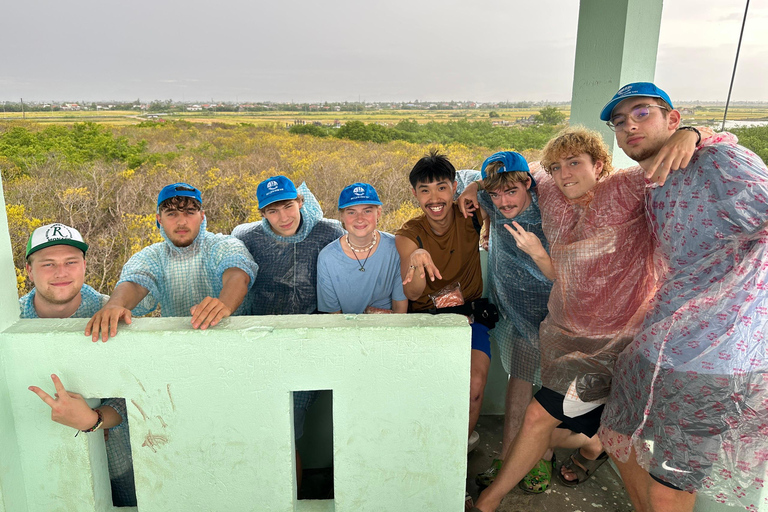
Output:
top-left (1, 1), bottom-right (765, 103)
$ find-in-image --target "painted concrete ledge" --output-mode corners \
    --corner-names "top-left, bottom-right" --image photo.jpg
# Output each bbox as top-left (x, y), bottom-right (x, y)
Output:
top-left (0, 314), bottom-right (471, 512)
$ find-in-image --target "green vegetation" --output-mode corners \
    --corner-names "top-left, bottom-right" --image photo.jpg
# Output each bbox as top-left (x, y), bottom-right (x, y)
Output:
top-left (291, 118), bottom-right (560, 149)
top-left (730, 125), bottom-right (768, 163)
top-left (3, 117), bottom-right (768, 299)
top-left (534, 106), bottom-right (567, 125)
top-left (0, 122), bottom-right (148, 180)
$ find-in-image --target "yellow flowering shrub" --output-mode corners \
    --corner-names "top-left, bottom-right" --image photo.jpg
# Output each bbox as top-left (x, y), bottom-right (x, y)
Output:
top-left (3, 122), bottom-right (501, 297)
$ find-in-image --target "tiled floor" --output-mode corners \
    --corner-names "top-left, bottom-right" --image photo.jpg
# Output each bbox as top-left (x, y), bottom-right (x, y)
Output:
top-left (467, 415), bottom-right (635, 512)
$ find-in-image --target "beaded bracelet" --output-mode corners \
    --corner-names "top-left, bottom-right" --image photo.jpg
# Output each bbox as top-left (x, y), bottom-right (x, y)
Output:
top-left (75, 408), bottom-right (104, 437)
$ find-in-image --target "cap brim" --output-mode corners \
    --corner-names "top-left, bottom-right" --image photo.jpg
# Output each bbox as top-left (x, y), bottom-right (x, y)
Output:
top-left (26, 239), bottom-right (88, 258)
top-left (259, 191), bottom-right (299, 209)
top-left (339, 199), bottom-right (383, 209)
top-left (600, 93), bottom-right (665, 121)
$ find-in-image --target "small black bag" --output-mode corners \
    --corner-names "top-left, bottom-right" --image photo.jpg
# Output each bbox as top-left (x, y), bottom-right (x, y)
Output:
top-left (427, 298), bottom-right (499, 329)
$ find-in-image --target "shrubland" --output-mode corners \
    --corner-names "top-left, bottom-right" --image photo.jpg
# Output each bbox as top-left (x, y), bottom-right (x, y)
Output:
top-left (2, 121), bottom-right (514, 296)
top-left (4, 119), bottom-right (767, 298)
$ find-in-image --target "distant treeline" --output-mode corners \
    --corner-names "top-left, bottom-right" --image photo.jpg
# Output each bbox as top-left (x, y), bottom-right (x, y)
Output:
top-left (291, 119), bottom-right (562, 150)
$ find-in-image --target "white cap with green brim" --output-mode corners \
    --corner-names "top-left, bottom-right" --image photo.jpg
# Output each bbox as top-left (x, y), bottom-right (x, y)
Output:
top-left (26, 223), bottom-right (88, 259)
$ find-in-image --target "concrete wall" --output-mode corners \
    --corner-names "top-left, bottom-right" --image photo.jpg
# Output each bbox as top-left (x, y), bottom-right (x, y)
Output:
top-left (0, 315), bottom-right (471, 512)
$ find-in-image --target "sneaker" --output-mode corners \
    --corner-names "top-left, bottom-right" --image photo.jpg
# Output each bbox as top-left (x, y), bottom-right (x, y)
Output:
top-left (468, 430), bottom-right (480, 454)
top-left (475, 458), bottom-right (503, 487)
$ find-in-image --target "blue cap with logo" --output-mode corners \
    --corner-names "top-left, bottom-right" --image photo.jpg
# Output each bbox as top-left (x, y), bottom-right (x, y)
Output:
top-left (157, 183), bottom-right (202, 210)
top-left (481, 151), bottom-right (536, 187)
top-left (600, 82), bottom-right (674, 121)
top-left (338, 183), bottom-right (382, 209)
top-left (257, 175), bottom-right (298, 209)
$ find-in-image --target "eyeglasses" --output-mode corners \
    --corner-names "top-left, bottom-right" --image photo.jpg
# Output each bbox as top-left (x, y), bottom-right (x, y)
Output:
top-left (606, 104), bottom-right (669, 131)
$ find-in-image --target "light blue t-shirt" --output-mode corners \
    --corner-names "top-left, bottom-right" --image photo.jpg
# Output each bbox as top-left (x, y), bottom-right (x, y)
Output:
top-left (317, 231), bottom-right (406, 314)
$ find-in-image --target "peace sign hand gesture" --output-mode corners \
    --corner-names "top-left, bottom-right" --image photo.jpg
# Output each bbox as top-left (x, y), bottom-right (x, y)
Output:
top-left (29, 374), bottom-right (100, 431)
top-left (504, 222), bottom-right (546, 258)
top-left (504, 222), bottom-right (556, 281)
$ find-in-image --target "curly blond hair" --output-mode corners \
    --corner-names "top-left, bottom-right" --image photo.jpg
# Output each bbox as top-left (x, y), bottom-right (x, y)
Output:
top-left (540, 126), bottom-right (613, 179)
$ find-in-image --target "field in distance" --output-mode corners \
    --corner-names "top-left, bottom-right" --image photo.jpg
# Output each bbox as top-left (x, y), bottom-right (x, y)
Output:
top-left (2, 105), bottom-right (766, 127)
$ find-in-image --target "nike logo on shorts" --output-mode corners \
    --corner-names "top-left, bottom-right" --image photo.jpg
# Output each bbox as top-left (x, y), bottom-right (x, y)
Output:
top-left (661, 460), bottom-right (692, 473)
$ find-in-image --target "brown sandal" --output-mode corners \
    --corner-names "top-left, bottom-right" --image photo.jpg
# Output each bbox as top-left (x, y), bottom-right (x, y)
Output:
top-left (556, 449), bottom-right (608, 487)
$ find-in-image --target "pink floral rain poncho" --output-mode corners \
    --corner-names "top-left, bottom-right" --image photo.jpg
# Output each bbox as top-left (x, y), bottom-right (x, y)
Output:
top-left (600, 133), bottom-right (768, 509)
top-left (532, 164), bottom-right (657, 404)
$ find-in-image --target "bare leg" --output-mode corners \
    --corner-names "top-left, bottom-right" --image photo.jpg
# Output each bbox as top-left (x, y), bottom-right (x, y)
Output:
top-left (469, 349), bottom-right (491, 437)
top-left (501, 377), bottom-right (532, 457)
top-left (609, 440), bottom-right (696, 512)
top-left (648, 480), bottom-right (696, 512)
top-left (474, 398), bottom-right (561, 512)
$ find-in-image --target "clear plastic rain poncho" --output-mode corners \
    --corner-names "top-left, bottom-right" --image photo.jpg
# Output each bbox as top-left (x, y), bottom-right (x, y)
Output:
top-left (532, 163), bottom-right (657, 403)
top-left (231, 183), bottom-right (344, 316)
top-left (600, 134), bottom-right (768, 507)
top-left (457, 170), bottom-right (552, 383)
top-left (119, 217), bottom-right (258, 317)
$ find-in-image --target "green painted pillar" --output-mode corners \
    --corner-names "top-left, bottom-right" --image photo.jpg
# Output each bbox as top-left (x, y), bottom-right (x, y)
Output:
top-left (570, 0), bottom-right (663, 169)
top-left (0, 165), bottom-right (27, 512)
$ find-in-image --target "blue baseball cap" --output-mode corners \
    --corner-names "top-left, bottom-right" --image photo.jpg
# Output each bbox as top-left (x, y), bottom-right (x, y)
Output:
top-left (600, 82), bottom-right (674, 121)
top-left (338, 183), bottom-right (382, 209)
top-left (481, 151), bottom-right (536, 187)
top-left (157, 183), bottom-right (202, 209)
top-left (257, 175), bottom-right (298, 209)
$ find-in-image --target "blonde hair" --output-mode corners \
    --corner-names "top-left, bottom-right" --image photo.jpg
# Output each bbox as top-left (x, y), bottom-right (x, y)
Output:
top-left (541, 126), bottom-right (613, 179)
top-left (482, 161), bottom-right (532, 191)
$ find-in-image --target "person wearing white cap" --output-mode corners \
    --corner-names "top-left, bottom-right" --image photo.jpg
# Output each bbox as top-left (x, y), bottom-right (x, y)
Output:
top-left (20, 223), bottom-right (105, 319)
top-left (21, 223), bottom-right (137, 507)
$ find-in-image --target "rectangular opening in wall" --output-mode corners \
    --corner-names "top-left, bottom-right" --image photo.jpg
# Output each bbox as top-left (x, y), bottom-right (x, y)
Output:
top-left (87, 397), bottom-right (138, 509)
top-left (293, 389), bottom-right (334, 501)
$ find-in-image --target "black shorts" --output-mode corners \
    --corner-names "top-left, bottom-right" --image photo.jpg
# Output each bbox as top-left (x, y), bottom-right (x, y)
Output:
top-left (534, 387), bottom-right (604, 438)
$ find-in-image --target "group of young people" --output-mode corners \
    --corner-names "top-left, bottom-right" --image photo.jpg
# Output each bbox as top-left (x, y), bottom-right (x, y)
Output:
top-left (20, 82), bottom-right (768, 512)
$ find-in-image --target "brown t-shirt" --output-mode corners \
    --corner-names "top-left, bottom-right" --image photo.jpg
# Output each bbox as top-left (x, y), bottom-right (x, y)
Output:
top-left (396, 204), bottom-right (482, 312)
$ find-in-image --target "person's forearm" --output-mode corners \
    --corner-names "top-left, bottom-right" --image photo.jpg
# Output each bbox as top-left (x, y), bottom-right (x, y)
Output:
top-left (218, 268), bottom-right (250, 312)
top-left (106, 282), bottom-right (149, 311)
top-left (97, 404), bottom-right (124, 429)
top-left (532, 254), bottom-right (556, 281)
top-left (403, 274), bottom-right (427, 301)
